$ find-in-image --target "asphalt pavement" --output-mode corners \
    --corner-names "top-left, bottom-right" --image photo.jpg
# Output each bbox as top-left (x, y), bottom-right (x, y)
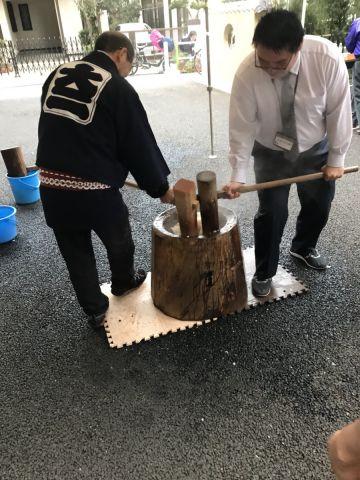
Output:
top-left (0, 71), bottom-right (359, 479)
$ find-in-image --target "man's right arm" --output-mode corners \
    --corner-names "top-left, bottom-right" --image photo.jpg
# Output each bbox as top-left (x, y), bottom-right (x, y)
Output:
top-left (36, 69), bottom-right (58, 168)
top-left (116, 81), bottom-right (172, 201)
top-left (223, 72), bottom-right (257, 198)
top-left (40, 70), bottom-right (57, 107)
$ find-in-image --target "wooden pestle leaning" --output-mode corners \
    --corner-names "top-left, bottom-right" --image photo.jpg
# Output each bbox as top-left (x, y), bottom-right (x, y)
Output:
top-left (1, 146), bottom-right (28, 177)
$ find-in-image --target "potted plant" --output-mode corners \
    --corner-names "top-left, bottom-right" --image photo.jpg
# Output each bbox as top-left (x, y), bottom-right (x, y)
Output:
top-left (0, 39), bottom-right (14, 74)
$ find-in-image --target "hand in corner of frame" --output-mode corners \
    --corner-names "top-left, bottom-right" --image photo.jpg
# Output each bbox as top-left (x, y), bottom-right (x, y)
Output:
top-left (327, 419), bottom-right (360, 480)
top-left (160, 187), bottom-right (175, 204)
top-left (321, 165), bottom-right (344, 181)
top-left (222, 181), bottom-right (243, 199)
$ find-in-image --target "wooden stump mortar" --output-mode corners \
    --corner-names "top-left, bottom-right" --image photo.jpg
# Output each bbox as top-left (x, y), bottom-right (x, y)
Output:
top-left (151, 205), bottom-right (247, 320)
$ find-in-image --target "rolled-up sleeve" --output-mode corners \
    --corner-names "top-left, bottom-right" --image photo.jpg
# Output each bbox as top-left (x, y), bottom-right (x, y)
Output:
top-left (325, 55), bottom-right (352, 168)
top-left (229, 73), bottom-right (257, 183)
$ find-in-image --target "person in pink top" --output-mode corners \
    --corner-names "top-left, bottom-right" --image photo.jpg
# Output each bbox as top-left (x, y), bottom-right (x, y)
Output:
top-left (150, 29), bottom-right (164, 51)
top-left (150, 29), bottom-right (174, 52)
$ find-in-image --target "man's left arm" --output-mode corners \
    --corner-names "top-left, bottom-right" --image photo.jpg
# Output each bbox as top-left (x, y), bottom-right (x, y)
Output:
top-left (345, 21), bottom-right (357, 53)
top-left (324, 54), bottom-right (352, 181)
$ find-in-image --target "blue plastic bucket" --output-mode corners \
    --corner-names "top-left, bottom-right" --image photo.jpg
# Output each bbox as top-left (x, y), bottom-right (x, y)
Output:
top-left (0, 205), bottom-right (17, 244)
top-left (7, 169), bottom-right (40, 205)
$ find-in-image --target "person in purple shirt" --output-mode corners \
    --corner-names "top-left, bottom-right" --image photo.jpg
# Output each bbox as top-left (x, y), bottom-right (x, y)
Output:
top-left (345, 18), bottom-right (360, 133)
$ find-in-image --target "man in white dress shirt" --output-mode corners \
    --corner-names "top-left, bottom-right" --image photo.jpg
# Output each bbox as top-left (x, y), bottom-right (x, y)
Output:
top-left (223, 9), bottom-right (352, 297)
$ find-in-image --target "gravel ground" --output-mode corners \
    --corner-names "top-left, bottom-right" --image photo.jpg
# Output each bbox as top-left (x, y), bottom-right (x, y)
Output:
top-left (0, 71), bottom-right (359, 480)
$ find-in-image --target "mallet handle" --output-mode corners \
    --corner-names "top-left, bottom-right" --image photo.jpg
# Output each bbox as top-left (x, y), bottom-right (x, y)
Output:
top-left (124, 166), bottom-right (359, 199)
top-left (218, 165), bottom-right (359, 198)
top-left (232, 166), bottom-right (359, 195)
top-left (124, 180), bottom-right (140, 190)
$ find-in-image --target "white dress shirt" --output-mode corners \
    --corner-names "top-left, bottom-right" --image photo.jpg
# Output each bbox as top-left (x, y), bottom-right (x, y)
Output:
top-left (229, 35), bottom-right (352, 183)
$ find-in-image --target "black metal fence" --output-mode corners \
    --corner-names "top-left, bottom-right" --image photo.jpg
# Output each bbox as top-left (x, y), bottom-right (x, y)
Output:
top-left (0, 30), bottom-right (202, 77)
top-left (0, 37), bottom-right (94, 76)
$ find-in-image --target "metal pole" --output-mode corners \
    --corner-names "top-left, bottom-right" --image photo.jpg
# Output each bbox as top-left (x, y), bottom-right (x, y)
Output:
top-left (163, 41), bottom-right (169, 73)
top-left (162, 0), bottom-right (171, 74)
top-left (204, 1), bottom-right (216, 159)
top-left (301, 0), bottom-right (307, 27)
top-left (163, 0), bottom-right (170, 34)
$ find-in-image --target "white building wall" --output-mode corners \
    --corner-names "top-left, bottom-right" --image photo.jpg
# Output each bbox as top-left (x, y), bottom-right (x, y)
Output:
top-left (0, 0), bottom-right (82, 45)
top-left (206, 0), bottom-right (269, 93)
top-left (6, 0), bottom-right (60, 41)
top-left (56, 0), bottom-right (82, 38)
top-left (0, 0), bottom-right (13, 40)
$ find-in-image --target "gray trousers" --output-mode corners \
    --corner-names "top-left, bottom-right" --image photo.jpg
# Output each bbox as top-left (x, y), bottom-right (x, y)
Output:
top-left (352, 60), bottom-right (360, 126)
top-left (252, 139), bottom-right (335, 280)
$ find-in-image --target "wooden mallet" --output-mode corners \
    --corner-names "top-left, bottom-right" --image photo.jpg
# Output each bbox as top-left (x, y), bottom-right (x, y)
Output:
top-left (124, 165), bottom-right (358, 201)
top-left (221, 165), bottom-right (359, 197)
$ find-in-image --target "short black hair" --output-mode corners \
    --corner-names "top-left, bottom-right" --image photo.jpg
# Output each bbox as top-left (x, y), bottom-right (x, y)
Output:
top-left (253, 9), bottom-right (304, 53)
top-left (95, 31), bottom-right (135, 62)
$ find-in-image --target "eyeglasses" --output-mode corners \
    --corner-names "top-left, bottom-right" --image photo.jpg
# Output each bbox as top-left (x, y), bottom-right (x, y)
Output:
top-left (255, 51), bottom-right (294, 71)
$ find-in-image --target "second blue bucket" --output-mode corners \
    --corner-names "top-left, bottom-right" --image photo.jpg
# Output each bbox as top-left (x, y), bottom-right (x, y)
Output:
top-left (7, 168), bottom-right (40, 205)
top-left (0, 205), bottom-right (17, 244)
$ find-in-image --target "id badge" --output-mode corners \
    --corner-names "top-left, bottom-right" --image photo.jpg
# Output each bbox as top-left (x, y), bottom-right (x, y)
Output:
top-left (274, 133), bottom-right (295, 151)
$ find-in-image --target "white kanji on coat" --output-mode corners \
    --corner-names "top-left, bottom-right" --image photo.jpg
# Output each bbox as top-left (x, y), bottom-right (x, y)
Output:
top-left (43, 61), bottom-right (112, 125)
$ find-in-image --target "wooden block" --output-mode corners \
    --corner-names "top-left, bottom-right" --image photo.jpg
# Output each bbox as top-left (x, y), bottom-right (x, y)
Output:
top-left (1, 146), bottom-right (27, 177)
top-left (173, 178), bottom-right (199, 237)
top-left (196, 170), bottom-right (219, 236)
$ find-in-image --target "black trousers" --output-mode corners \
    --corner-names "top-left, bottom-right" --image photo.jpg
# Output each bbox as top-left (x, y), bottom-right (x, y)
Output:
top-left (252, 140), bottom-right (335, 280)
top-left (41, 187), bottom-right (135, 316)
